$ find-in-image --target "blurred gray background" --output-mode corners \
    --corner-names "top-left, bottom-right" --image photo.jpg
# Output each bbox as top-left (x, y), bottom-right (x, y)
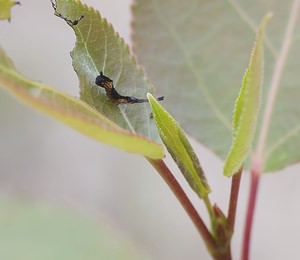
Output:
top-left (1, 1), bottom-right (300, 259)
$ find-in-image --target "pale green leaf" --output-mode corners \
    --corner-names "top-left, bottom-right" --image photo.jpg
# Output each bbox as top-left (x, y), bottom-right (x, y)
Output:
top-left (132, 0), bottom-right (300, 172)
top-left (148, 93), bottom-right (210, 198)
top-left (0, 199), bottom-right (151, 260)
top-left (0, 46), bottom-right (164, 159)
top-left (53, 0), bottom-right (162, 142)
top-left (0, 0), bottom-right (19, 21)
top-left (224, 14), bottom-right (272, 177)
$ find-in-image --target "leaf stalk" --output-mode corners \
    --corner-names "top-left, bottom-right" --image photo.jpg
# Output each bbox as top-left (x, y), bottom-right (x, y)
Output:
top-left (227, 166), bottom-right (243, 235)
top-left (242, 163), bottom-right (260, 260)
top-left (244, 1), bottom-right (300, 259)
top-left (146, 158), bottom-right (219, 255)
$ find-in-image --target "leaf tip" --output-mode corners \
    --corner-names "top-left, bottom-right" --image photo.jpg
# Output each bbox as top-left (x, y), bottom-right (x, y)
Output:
top-left (265, 12), bottom-right (273, 20)
top-left (259, 12), bottom-right (273, 33)
top-left (147, 92), bottom-right (155, 102)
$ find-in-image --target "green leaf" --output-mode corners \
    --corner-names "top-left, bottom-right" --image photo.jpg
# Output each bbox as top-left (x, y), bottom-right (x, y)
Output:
top-left (132, 0), bottom-right (300, 172)
top-left (224, 14), bottom-right (272, 177)
top-left (0, 199), bottom-right (151, 260)
top-left (53, 0), bottom-right (161, 143)
top-left (0, 0), bottom-right (19, 21)
top-left (0, 46), bottom-right (164, 159)
top-left (148, 93), bottom-right (210, 198)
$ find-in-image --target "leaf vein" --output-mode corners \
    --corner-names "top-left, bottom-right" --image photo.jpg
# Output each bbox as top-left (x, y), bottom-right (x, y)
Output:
top-left (227, 0), bottom-right (277, 58)
top-left (265, 123), bottom-right (300, 161)
top-left (152, 0), bottom-right (231, 131)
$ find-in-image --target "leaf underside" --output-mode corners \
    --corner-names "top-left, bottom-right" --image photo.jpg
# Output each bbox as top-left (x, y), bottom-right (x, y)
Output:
top-left (0, 46), bottom-right (164, 159)
top-left (54, 0), bottom-right (162, 143)
top-left (132, 0), bottom-right (300, 172)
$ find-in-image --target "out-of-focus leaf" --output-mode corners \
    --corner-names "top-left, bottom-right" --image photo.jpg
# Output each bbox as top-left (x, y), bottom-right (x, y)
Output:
top-left (0, 0), bottom-right (19, 21)
top-left (132, 0), bottom-right (300, 172)
top-left (53, 0), bottom-right (162, 143)
top-left (0, 46), bottom-right (164, 159)
top-left (148, 93), bottom-right (210, 198)
top-left (0, 199), bottom-right (152, 260)
top-left (224, 14), bottom-right (271, 177)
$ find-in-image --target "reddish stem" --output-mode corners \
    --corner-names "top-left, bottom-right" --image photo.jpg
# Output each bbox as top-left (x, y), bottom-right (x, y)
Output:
top-left (227, 166), bottom-right (243, 235)
top-left (241, 1), bottom-right (300, 259)
top-left (147, 158), bottom-right (218, 254)
top-left (242, 164), bottom-right (260, 260)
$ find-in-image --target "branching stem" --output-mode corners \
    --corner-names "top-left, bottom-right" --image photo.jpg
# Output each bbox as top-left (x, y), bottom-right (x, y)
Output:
top-left (147, 158), bottom-right (218, 255)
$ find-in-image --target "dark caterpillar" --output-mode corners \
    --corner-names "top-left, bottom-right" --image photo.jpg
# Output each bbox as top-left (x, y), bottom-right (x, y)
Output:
top-left (95, 72), bottom-right (164, 105)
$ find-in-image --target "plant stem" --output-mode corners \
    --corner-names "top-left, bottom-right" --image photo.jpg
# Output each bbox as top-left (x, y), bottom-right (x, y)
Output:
top-left (242, 1), bottom-right (300, 259)
top-left (227, 166), bottom-right (243, 235)
top-left (242, 164), bottom-right (260, 260)
top-left (147, 158), bottom-right (218, 255)
top-left (203, 195), bottom-right (214, 219)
